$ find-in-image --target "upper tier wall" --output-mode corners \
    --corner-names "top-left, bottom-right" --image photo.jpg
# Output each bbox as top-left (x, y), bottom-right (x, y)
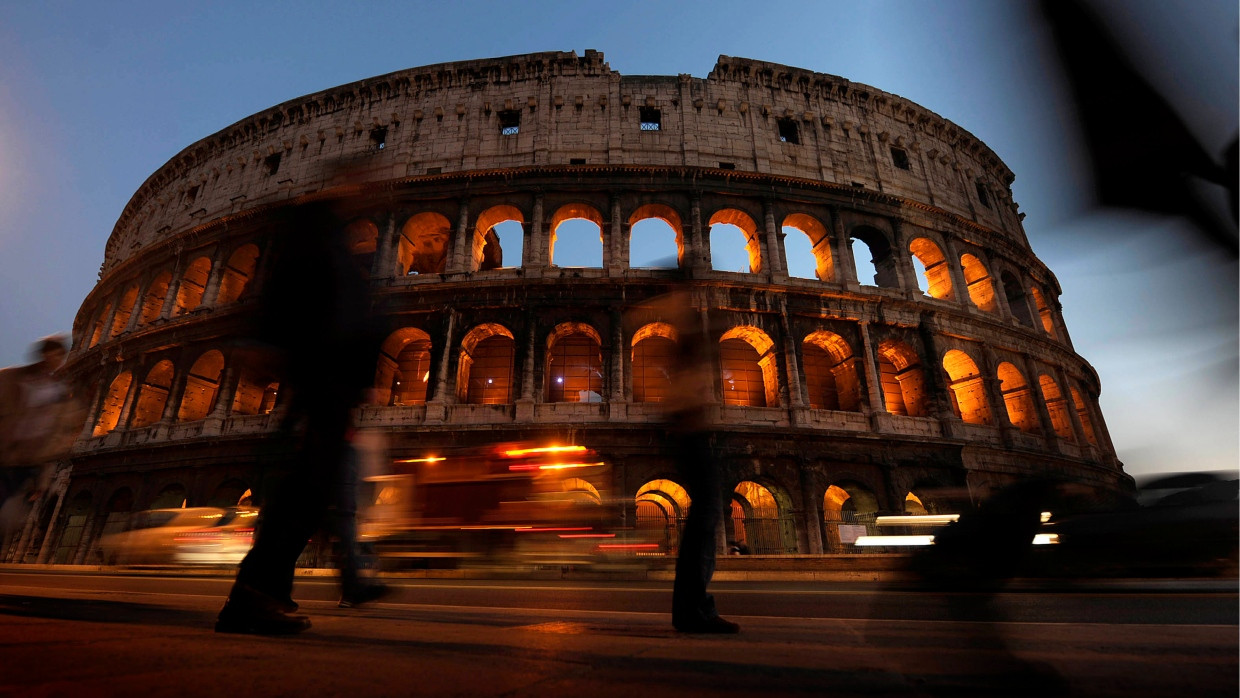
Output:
top-left (102, 50), bottom-right (1026, 274)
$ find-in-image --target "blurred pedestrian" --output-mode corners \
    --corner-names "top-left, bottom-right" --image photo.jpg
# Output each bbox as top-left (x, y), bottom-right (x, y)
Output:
top-left (215, 203), bottom-right (389, 635)
top-left (0, 336), bottom-right (84, 541)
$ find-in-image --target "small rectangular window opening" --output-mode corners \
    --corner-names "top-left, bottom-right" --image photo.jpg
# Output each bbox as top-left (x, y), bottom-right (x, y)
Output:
top-left (890, 147), bottom-right (910, 170)
top-left (185, 185), bottom-right (200, 204)
top-left (426, 166), bottom-right (442, 175)
top-left (777, 118), bottom-right (800, 144)
top-left (639, 107), bottom-right (661, 131)
top-left (718, 162), bottom-right (736, 170)
top-left (498, 110), bottom-right (521, 136)
top-left (570, 158), bottom-right (586, 165)
top-left (264, 153), bottom-right (282, 176)
top-left (370, 127), bottom-right (388, 150)
top-left (975, 182), bottom-right (991, 208)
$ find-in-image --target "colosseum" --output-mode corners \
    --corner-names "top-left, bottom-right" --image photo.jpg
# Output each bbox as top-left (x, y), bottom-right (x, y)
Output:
top-left (21, 50), bottom-right (1128, 564)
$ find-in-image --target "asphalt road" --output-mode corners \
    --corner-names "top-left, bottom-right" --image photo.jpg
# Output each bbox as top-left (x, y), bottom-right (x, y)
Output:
top-left (0, 569), bottom-right (1236, 697)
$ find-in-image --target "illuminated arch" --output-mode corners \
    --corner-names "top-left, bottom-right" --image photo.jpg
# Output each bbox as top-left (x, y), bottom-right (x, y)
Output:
top-left (942, 349), bottom-right (991, 425)
top-left (173, 256), bottom-right (213, 316)
top-left (802, 330), bottom-right (860, 411)
top-left (471, 205), bottom-right (524, 271)
top-left (637, 478), bottom-right (691, 555)
top-left (960, 253), bottom-right (998, 313)
top-left (908, 237), bottom-right (953, 299)
top-left (130, 360), bottom-right (174, 428)
top-left (110, 284), bottom-right (139, 338)
top-left (875, 339), bottom-right (927, 417)
top-left (457, 323), bottom-right (515, 404)
top-left (398, 212), bottom-right (452, 275)
top-left (719, 326), bottom-right (778, 408)
top-left (374, 328), bottom-right (433, 406)
top-left (632, 322), bottom-right (678, 404)
top-left (93, 371), bottom-right (133, 436)
top-left (1030, 286), bottom-right (1057, 338)
top-left (549, 203), bottom-right (605, 268)
top-left (731, 481), bottom-right (791, 554)
top-left (546, 322), bottom-right (604, 403)
top-left (139, 271), bottom-right (172, 326)
top-left (782, 213), bottom-right (833, 282)
top-left (850, 225), bottom-right (899, 288)
top-left (177, 350), bottom-right (224, 422)
top-left (1039, 374), bottom-right (1075, 440)
top-left (629, 204), bottom-right (684, 268)
top-left (708, 208), bottom-right (762, 273)
top-left (997, 361), bottom-right (1038, 433)
top-left (1001, 270), bottom-right (1034, 327)
top-left (216, 244), bottom-right (260, 304)
top-left (1070, 385), bottom-right (1099, 445)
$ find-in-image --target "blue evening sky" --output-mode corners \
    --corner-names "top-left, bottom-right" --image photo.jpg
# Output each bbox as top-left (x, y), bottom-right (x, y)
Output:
top-left (1, 0), bottom-right (1235, 478)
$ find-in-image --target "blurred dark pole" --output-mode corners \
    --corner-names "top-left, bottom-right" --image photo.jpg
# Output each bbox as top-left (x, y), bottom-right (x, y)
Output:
top-left (1040, 0), bottom-right (1238, 256)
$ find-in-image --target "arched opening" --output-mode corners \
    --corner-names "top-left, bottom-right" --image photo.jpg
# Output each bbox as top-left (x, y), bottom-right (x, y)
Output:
top-left (215, 244), bottom-right (260, 304)
top-left (374, 328), bottom-right (433, 406)
top-left (173, 256), bottom-right (213, 316)
top-left (89, 302), bottom-right (112, 348)
top-left (457, 324), bottom-right (515, 405)
top-left (908, 237), bottom-right (953, 299)
top-left (1070, 386), bottom-right (1099, 445)
top-left (876, 340), bottom-right (927, 417)
top-left (208, 479), bottom-right (250, 507)
top-left (960, 253), bottom-right (998, 313)
top-left (731, 481), bottom-right (790, 554)
top-left (98, 487), bottom-right (135, 548)
top-left (561, 477), bottom-right (601, 505)
top-left (398, 212), bottom-right (452, 275)
top-left (802, 331), bottom-right (860, 411)
top-left (52, 491), bottom-right (93, 564)
top-left (1030, 286), bottom-right (1058, 338)
top-left (719, 326), bottom-right (778, 408)
top-left (997, 362), bottom-right (1039, 433)
top-left (636, 479), bottom-right (691, 555)
top-left (109, 284), bottom-right (140, 338)
top-left (1039, 374), bottom-right (1075, 440)
top-left (904, 492), bottom-right (928, 515)
top-left (850, 226), bottom-right (899, 288)
top-left (782, 213), bottom-right (833, 282)
top-left (149, 483), bottom-right (187, 510)
top-left (631, 322), bottom-right (677, 403)
top-left (177, 350), bottom-right (224, 422)
top-left (708, 209), bottom-right (762, 273)
top-left (629, 204), bottom-right (683, 268)
top-left (546, 323), bottom-right (604, 403)
top-left (1001, 271), bottom-right (1034, 327)
top-left (231, 360), bottom-right (281, 416)
top-left (823, 482), bottom-right (879, 551)
top-left (130, 360), bottom-right (175, 428)
top-left (139, 272), bottom-right (172, 326)
top-left (550, 204), bottom-right (605, 269)
top-left (473, 205), bottom-right (525, 271)
top-left (92, 372), bottom-right (133, 435)
top-left (344, 219), bottom-right (378, 275)
top-left (942, 349), bottom-right (991, 424)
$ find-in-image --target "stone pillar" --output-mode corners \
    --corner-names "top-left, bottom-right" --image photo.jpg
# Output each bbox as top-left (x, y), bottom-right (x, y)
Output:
top-left (159, 363), bottom-right (190, 426)
top-left (889, 219), bottom-right (919, 295)
top-left (762, 200), bottom-right (786, 282)
top-left (1021, 354), bottom-right (1058, 447)
top-left (778, 300), bottom-right (805, 412)
top-left (526, 194), bottom-right (544, 271)
top-left (797, 465), bottom-right (823, 554)
top-left (98, 298), bottom-right (120, 343)
top-left (430, 309), bottom-right (457, 406)
top-left (939, 238), bottom-right (971, 307)
top-left (35, 470), bottom-right (71, 564)
top-left (201, 247), bottom-right (229, 308)
top-left (122, 284), bottom-right (145, 334)
top-left (980, 347), bottom-right (1014, 443)
top-left (857, 321), bottom-right (885, 417)
top-left (158, 256), bottom-right (184, 321)
top-left (1055, 366), bottom-right (1090, 447)
top-left (608, 307), bottom-right (624, 404)
top-left (78, 377), bottom-right (109, 441)
top-left (449, 199), bottom-right (471, 274)
top-left (607, 194), bottom-right (625, 275)
top-left (916, 315), bottom-right (954, 421)
top-left (373, 212), bottom-right (400, 280)
top-left (689, 194), bottom-right (707, 275)
top-left (829, 207), bottom-right (858, 286)
top-left (112, 365), bottom-right (142, 431)
top-left (202, 363), bottom-right (236, 434)
top-left (520, 310), bottom-right (538, 401)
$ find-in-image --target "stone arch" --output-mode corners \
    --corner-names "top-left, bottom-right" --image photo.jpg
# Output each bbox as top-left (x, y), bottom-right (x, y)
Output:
top-left (903, 491), bottom-right (929, 515)
top-left (177, 350), bottom-right (224, 422)
top-left (550, 203), bottom-right (605, 268)
top-left (1000, 270), bottom-right (1034, 327)
top-left (561, 477), bottom-right (601, 505)
top-left (457, 323), bottom-right (515, 404)
top-left (231, 355), bottom-right (281, 416)
top-left (139, 271), bottom-right (172, 325)
top-left (1039, 374), bottom-right (1075, 440)
top-left (130, 360), bottom-right (175, 428)
top-left (636, 478), bottom-right (691, 555)
top-left (173, 256), bottom-right (213, 315)
top-left (215, 244), bottom-right (260, 304)
top-left (375, 328), bottom-right (433, 406)
top-left (92, 371), bottom-right (132, 436)
top-left (51, 490), bottom-right (93, 564)
top-left (875, 339), bottom-right (927, 417)
top-left (942, 349), bottom-right (991, 425)
top-left (88, 301), bottom-right (112, 348)
top-left (997, 361), bottom-right (1039, 433)
top-left (782, 213), bottom-right (833, 281)
top-left (109, 283), bottom-right (140, 338)
top-left (719, 325), bottom-right (779, 408)
top-left (822, 480), bottom-right (880, 551)
top-left (629, 203), bottom-right (683, 268)
top-left (849, 225), bottom-right (899, 288)
top-left (344, 218), bottom-right (379, 276)
top-left (960, 253), bottom-right (998, 313)
top-left (398, 212), bottom-right (452, 275)
top-left (473, 205), bottom-right (525, 271)
top-left (207, 479), bottom-right (250, 507)
top-left (631, 322), bottom-right (678, 404)
top-left (708, 208), bottom-right (762, 273)
top-left (546, 322), bottom-right (604, 403)
top-left (149, 482), bottom-right (187, 509)
top-left (730, 480), bottom-right (796, 554)
top-left (1030, 286), bottom-right (1058, 338)
top-left (802, 330), bottom-right (860, 411)
top-left (1070, 385), bottom-right (1099, 445)
top-left (908, 237), bottom-right (953, 299)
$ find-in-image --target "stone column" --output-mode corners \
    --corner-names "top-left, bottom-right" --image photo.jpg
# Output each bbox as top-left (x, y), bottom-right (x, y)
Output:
top-left (608, 307), bottom-right (624, 404)
top-left (1021, 354), bottom-right (1058, 447)
top-left (829, 206), bottom-right (858, 286)
top-left (916, 315), bottom-right (954, 421)
top-left (201, 247), bottom-right (229, 308)
top-left (525, 194), bottom-right (544, 271)
top-left (939, 238), bottom-right (971, 307)
top-left (980, 347), bottom-right (1014, 443)
top-left (798, 465), bottom-right (824, 554)
top-left (762, 200), bottom-right (786, 282)
top-left (889, 218), bottom-right (919, 296)
top-left (202, 363), bottom-right (236, 434)
top-left (158, 256), bottom-right (185, 321)
top-left (607, 194), bottom-right (624, 275)
top-left (778, 300), bottom-right (805, 414)
top-left (122, 284), bottom-right (145, 334)
top-left (448, 199), bottom-right (471, 274)
top-left (373, 212), bottom-right (400, 280)
top-left (159, 363), bottom-right (190, 426)
top-left (430, 309), bottom-right (458, 406)
top-left (520, 310), bottom-right (538, 401)
top-left (857, 321), bottom-right (885, 418)
top-left (1055, 366), bottom-right (1090, 447)
top-left (98, 297), bottom-right (120, 343)
top-left (112, 365), bottom-right (142, 431)
top-left (689, 194), bottom-right (708, 275)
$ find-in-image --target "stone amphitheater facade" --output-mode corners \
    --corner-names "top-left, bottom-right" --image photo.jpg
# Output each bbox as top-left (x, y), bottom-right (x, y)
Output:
top-left (37, 50), bottom-right (1126, 562)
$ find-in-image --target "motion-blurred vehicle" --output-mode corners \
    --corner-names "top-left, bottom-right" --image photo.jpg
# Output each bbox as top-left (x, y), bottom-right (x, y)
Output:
top-left (1036, 471), bottom-right (1239, 578)
top-left (361, 442), bottom-right (651, 567)
top-left (98, 507), bottom-right (257, 565)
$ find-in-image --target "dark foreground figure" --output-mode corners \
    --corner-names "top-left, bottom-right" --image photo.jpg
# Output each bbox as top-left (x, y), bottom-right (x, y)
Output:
top-left (216, 203), bottom-right (388, 635)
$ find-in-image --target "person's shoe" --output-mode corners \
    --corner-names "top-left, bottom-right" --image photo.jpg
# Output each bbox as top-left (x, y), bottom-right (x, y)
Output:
top-left (215, 598), bottom-right (311, 635)
top-left (338, 582), bottom-right (392, 609)
top-left (673, 615), bottom-right (740, 634)
top-left (278, 598), bottom-right (299, 614)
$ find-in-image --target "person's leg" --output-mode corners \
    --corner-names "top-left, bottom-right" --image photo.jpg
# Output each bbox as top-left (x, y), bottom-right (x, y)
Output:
top-left (671, 435), bottom-right (737, 633)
